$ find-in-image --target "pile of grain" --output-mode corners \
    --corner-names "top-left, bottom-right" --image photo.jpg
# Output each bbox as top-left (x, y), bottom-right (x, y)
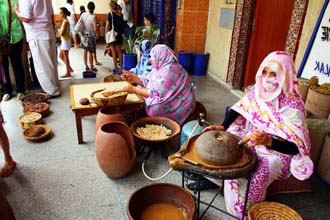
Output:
top-left (137, 124), bottom-right (172, 140)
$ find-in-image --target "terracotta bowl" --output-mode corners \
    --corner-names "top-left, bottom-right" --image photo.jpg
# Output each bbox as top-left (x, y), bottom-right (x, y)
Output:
top-left (130, 116), bottom-right (181, 142)
top-left (127, 183), bottom-right (196, 220)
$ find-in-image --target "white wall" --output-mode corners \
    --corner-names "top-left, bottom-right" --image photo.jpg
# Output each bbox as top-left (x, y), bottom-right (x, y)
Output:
top-left (52, 0), bottom-right (110, 14)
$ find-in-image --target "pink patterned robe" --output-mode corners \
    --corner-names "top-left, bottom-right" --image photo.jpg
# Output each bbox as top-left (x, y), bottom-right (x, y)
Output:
top-left (139, 45), bottom-right (196, 125)
top-left (222, 51), bottom-right (313, 219)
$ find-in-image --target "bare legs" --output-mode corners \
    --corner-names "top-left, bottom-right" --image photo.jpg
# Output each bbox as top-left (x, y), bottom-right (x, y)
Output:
top-left (115, 44), bottom-right (123, 68)
top-left (83, 49), bottom-right (95, 71)
top-left (59, 49), bottom-right (73, 77)
top-left (110, 44), bottom-right (123, 69)
top-left (73, 34), bottom-right (79, 48)
top-left (0, 123), bottom-right (16, 177)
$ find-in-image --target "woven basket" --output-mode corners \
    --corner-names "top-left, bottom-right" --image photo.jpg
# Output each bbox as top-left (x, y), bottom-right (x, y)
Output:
top-left (23, 124), bottom-right (52, 141)
top-left (248, 202), bottom-right (302, 220)
top-left (90, 89), bottom-right (127, 107)
top-left (23, 102), bottom-right (50, 117)
top-left (19, 112), bottom-right (42, 129)
top-left (21, 93), bottom-right (48, 105)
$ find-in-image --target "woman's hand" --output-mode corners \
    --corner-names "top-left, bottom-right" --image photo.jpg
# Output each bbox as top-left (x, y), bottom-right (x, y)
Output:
top-left (122, 85), bottom-right (136, 94)
top-left (121, 71), bottom-right (142, 85)
top-left (248, 131), bottom-right (272, 147)
top-left (202, 125), bottom-right (224, 133)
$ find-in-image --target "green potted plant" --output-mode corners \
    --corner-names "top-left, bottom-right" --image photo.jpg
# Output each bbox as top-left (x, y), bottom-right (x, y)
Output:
top-left (122, 26), bottom-right (143, 70)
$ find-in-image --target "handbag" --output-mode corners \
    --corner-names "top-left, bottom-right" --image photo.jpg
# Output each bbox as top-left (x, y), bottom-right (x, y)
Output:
top-left (105, 12), bottom-right (117, 44)
top-left (74, 17), bottom-right (84, 34)
top-left (0, 0), bottom-right (12, 55)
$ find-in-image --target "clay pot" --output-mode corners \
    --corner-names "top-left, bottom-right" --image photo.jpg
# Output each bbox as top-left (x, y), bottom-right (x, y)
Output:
top-left (127, 183), bottom-right (196, 220)
top-left (95, 107), bottom-right (125, 133)
top-left (195, 130), bottom-right (242, 166)
top-left (95, 121), bottom-right (136, 178)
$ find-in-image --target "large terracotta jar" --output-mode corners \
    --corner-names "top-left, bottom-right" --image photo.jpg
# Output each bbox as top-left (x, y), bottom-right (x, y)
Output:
top-left (95, 107), bottom-right (125, 133)
top-left (95, 121), bottom-right (136, 178)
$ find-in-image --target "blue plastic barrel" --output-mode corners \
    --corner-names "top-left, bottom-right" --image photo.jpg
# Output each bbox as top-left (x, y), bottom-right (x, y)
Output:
top-left (193, 53), bottom-right (209, 76)
top-left (123, 54), bottom-right (137, 70)
top-left (180, 120), bottom-right (205, 146)
top-left (178, 51), bottom-right (193, 74)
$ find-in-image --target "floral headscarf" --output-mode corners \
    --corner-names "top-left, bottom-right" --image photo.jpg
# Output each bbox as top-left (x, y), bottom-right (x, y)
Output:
top-left (130, 40), bottom-right (153, 76)
top-left (150, 44), bottom-right (177, 70)
top-left (231, 51), bottom-right (313, 180)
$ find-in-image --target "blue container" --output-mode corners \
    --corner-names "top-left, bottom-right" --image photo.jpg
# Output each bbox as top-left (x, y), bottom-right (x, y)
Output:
top-left (82, 71), bottom-right (96, 78)
top-left (193, 53), bottom-right (209, 76)
top-left (123, 54), bottom-right (137, 70)
top-left (178, 51), bottom-right (193, 74)
top-left (180, 120), bottom-right (205, 146)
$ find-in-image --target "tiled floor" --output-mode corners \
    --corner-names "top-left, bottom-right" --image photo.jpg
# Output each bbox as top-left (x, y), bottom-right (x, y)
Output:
top-left (0, 44), bottom-right (329, 220)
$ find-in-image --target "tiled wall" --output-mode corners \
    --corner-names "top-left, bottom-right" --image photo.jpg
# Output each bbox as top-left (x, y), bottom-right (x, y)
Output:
top-left (175, 0), bottom-right (209, 53)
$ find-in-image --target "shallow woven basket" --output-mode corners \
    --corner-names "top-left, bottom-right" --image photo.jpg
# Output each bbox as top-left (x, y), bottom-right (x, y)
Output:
top-left (23, 124), bottom-right (52, 141)
top-left (21, 93), bottom-right (48, 105)
top-left (19, 112), bottom-right (42, 129)
top-left (90, 89), bottom-right (127, 107)
top-left (23, 102), bottom-right (50, 117)
top-left (248, 201), bottom-right (302, 220)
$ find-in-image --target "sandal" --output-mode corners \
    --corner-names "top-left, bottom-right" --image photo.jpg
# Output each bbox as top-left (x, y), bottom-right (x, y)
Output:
top-left (95, 62), bottom-right (102, 66)
top-left (85, 67), bottom-right (90, 71)
top-left (91, 67), bottom-right (98, 72)
top-left (16, 93), bottom-right (24, 100)
top-left (1, 161), bottom-right (16, 177)
top-left (2, 94), bottom-right (10, 101)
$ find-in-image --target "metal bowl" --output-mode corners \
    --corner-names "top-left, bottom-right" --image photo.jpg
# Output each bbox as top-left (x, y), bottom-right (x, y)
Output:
top-left (127, 183), bottom-right (196, 220)
top-left (130, 116), bottom-right (181, 142)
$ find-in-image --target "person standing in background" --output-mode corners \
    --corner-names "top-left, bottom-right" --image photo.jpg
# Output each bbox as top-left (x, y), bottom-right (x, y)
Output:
top-left (0, 0), bottom-right (26, 101)
top-left (14, 0), bottom-right (61, 98)
top-left (117, 0), bottom-right (132, 24)
top-left (78, 1), bottom-right (98, 72)
top-left (79, 5), bottom-right (86, 16)
top-left (58, 7), bottom-right (73, 78)
top-left (65, 0), bottom-right (79, 48)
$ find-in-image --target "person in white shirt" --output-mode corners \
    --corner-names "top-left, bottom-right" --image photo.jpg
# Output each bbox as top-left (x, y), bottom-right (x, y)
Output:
top-left (65, 0), bottom-right (79, 48)
top-left (117, 0), bottom-right (132, 24)
top-left (14, 0), bottom-right (61, 98)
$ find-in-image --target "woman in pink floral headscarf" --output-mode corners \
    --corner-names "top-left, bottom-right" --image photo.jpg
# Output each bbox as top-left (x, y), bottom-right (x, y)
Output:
top-left (189, 51), bottom-right (313, 219)
top-left (121, 44), bottom-right (196, 125)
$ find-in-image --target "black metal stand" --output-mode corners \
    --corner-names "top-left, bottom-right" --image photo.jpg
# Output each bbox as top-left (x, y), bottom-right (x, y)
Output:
top-left (137, 139), bottom-right (172, 160)
top-left (182, 171), bottom-right (253, 220)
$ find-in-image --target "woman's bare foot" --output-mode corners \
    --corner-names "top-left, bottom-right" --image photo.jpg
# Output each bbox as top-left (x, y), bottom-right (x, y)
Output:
top-left (1, 161), bottom-right (16, 177)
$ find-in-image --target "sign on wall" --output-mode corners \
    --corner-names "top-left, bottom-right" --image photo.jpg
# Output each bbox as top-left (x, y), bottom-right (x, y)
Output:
top-left (298, 0), bottom-right (330, 84)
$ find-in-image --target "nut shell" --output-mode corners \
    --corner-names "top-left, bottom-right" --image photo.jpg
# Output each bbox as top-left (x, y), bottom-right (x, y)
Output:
top-left (79, 98), bottom-right (90, 105)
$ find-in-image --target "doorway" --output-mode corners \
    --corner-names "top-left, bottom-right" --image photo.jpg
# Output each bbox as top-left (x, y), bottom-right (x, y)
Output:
top-left (243, 0), bottom-right (295, 87)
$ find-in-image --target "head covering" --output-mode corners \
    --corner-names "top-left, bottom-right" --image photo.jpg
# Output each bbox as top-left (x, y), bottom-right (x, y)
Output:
top-left (255, 51), bottom-right (301, 102)
top-left (129, 40), bottom-right (153, 76)
top-left (150, 44), bottom-right (177, 70)
top-left (139, 44), bottom-right (196, 125)
top-left (231, 51), bottom-right (313, 180)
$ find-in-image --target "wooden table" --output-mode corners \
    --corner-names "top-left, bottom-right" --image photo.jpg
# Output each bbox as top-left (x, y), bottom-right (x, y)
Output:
top-left (70, 82), bottom-right (145, 144)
